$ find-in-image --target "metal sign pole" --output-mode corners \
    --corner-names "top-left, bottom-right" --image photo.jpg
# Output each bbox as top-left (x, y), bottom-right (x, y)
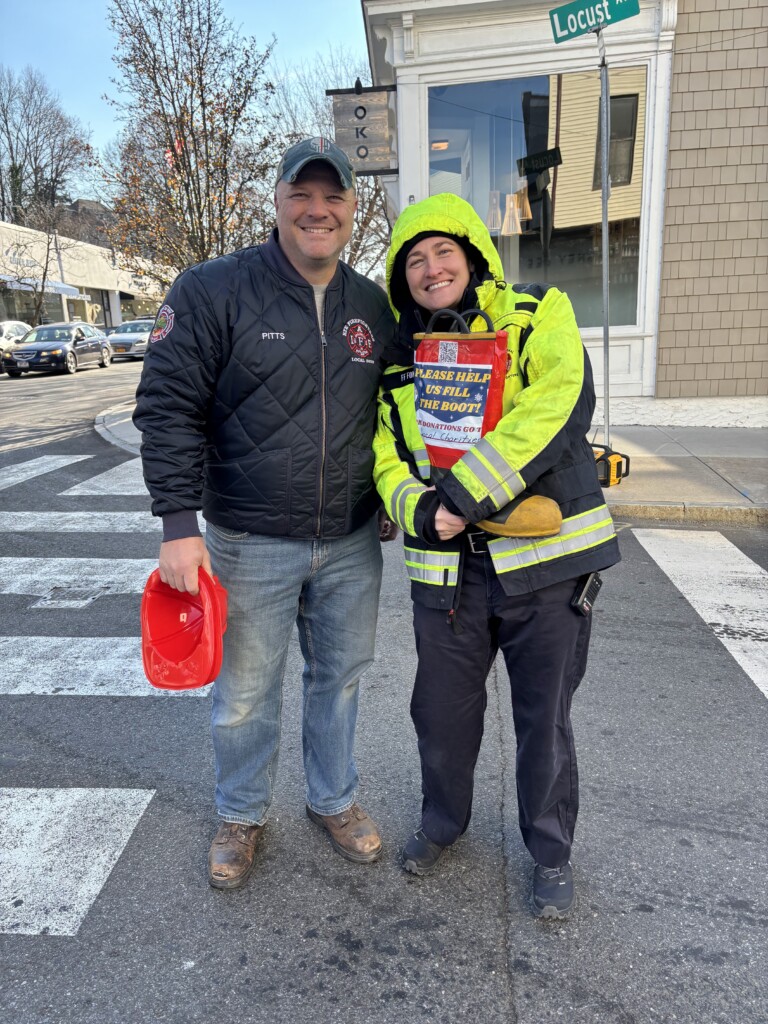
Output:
top-left (594, 25), bottom-right (611, 447)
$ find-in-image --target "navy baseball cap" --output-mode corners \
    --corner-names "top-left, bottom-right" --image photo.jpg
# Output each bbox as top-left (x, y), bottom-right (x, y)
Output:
top-left (275, 136), bottom-right (356, 190)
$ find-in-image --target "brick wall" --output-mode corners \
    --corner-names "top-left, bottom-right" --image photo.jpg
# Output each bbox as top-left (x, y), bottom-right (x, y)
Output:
top-left (657, 0), bottom-right (767, 397)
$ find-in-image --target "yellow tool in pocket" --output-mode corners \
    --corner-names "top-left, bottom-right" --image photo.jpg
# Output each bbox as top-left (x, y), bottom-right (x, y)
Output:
top-left (593, 445), bottom-right (631, 487)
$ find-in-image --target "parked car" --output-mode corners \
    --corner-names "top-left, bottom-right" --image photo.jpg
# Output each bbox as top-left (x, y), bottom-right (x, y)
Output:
top-left (0, 321), bottom-right (32, 373)
top-left (107, 319), bottom-right (153, 359)
top-left (2, 322), bottom-right (112, 376)
top-left (0, 320), bottom-right (32, 345)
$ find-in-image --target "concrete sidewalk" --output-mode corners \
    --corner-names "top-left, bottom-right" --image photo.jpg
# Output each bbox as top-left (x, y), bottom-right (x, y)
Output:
top-left (97, 402), bottom-right (768, 527)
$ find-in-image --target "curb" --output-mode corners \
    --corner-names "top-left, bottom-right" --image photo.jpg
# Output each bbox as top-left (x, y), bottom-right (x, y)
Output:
top-left (607, 500), bottom-right (768, 527)
top-left (94, 407), bottom-right (767, 528)
top-left (95, 404), bottom-right (140, 456)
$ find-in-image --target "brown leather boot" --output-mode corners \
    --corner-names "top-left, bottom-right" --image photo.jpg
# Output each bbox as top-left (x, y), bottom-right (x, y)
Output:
top-left (306, 803), bottom-right (382, 863)
top-left (207, 821), bottom-right (264, 889)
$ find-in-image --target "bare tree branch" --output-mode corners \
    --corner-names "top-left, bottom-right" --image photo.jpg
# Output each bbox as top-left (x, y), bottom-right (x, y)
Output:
top-left (0, 66), bottom-right (90, 224)
top-left (100, 0), bottom-right (277, 285)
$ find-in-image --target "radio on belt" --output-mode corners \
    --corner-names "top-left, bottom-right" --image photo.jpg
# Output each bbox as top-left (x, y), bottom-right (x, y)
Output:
top-left (571, 572), bottom-right (603, 616)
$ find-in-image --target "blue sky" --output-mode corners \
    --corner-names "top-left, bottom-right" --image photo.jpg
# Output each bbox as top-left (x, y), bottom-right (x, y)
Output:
top-left (3, 0), bottom-right (369, 154)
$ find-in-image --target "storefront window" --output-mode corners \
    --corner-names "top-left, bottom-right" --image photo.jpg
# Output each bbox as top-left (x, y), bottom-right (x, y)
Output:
top-left (428, 67), bottom-right (646, 328)
top-left (0, 285), bottom-right (63, 324)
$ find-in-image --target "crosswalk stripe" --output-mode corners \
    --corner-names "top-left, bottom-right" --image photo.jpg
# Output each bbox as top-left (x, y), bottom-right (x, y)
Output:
top-left (4, 511), bottom-right (159, 532)
top-left (0, 788), bottom-right (154, 936)
top-left (3, 511), bottom-right (204, 532)
top-left (0, 455), bottom-right (93, 491)
top-left (61, 458), bottom-right (148, 495)
top-left (633, 529), bottom-right (768, 700)
top-left (0, 557), bottom-right (157, 596)
top-left (0, 637), bottom-right (207, 696)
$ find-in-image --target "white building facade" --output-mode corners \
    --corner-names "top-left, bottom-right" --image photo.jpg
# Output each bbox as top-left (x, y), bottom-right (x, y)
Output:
top-left (360, 0), bottom-right (767, 421)
top-left (0, 221), bottom-right (164, 328)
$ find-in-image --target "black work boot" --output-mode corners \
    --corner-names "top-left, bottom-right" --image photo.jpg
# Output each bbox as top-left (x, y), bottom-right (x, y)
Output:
top-left (532, 861), bottom-right (574, 919)
top-left (400, 829), bottom-right (445, 876)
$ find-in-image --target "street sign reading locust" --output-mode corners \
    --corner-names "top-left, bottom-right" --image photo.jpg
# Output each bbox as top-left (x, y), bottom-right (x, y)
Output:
top-left (550, 0), bottom-right (640, 43)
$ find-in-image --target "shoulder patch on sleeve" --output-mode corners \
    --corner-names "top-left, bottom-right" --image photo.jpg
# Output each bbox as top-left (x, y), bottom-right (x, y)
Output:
top-left (150, 304), bottom-right (175, 343)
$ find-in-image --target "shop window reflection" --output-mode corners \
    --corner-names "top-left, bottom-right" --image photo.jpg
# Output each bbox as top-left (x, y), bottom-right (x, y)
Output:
top-left (593, 95), bottom-right (638, 190)
top-left (428, 67), bottom-right (646, 328)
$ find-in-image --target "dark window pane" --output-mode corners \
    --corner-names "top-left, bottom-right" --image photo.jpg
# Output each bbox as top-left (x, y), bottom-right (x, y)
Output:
top-left (593, 95), bottom-right (638, 189)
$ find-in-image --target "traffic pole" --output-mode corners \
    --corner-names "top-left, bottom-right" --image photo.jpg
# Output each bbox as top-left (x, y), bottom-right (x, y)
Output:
top-left (593, 25), bottom-right (611, 448)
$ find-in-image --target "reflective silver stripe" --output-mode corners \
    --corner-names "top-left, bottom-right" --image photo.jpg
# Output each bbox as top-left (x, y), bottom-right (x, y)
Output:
top-left (413, 448), bottom-right (431, 482)
top-left (489, 507), bottom-right (616, 573)
top-left (462, 442), bottom-right (523, 506)
top-left (404, 548), bottom-right (460, 568)
top-left (473, 436), bottom-right (518, 480)
top-left (391, 479), bottom-right (423, 528)
top-left (404, 547), bottom-right (460, 586)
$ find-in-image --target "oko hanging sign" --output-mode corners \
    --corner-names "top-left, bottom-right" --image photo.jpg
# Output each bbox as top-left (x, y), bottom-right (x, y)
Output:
top-left (328, 85), bottom-right (398, 176)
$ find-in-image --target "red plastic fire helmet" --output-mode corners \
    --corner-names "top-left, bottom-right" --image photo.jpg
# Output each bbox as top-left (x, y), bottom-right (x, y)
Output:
top-left (141, 567), bottom-right (228, 690)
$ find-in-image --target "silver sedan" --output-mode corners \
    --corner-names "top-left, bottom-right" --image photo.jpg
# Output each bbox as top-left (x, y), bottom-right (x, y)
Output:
top-left (107, 319), bottom-right (153, 359)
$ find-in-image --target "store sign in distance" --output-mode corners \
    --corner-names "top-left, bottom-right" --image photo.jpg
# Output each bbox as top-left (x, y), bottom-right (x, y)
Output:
top-left (549, 0), bottom-right (640, 43)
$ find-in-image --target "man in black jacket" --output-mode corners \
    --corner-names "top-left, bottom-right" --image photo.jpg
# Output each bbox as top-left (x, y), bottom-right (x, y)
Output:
top-left (134, 138), bottom-right (398, 889)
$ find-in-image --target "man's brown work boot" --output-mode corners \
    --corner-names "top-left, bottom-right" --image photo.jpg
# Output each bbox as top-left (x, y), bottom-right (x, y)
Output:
top-left (207, 821), bottom-right (264, 889)
top-left (306, 803), bottom-right (382, 863)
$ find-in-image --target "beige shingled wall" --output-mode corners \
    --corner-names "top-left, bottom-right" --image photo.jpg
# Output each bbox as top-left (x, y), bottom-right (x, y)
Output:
top-left (657, 0), bottom-right (768, 398)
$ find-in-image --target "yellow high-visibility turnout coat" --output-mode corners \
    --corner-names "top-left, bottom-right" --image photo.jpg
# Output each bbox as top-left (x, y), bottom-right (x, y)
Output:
top-left (374, 193), bottom-right (620, 607)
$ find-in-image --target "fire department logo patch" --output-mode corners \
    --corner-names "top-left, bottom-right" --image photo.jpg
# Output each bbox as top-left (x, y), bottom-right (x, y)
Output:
top-left (150, 304), bottom-right (175, 343)
top-left (343, 318), bottom-right (374, 360)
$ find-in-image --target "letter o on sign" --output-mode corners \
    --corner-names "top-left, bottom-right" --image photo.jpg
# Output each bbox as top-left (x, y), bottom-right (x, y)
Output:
top-left (355, 106), bottom-right (367, 120)
top-left (357, 145), bottom-right (369, 159)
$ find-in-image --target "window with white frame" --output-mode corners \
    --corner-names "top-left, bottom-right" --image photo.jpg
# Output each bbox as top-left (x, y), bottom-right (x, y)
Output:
top-left (427, 66), bottom-right (647, 329)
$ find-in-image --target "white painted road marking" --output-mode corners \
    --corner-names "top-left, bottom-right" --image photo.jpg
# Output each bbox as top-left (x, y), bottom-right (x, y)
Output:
top-left (0, 556), bottom-right (157, 596)
top-left (0, 637), bottom-right (207, 696)
top-left (3, 510), bottom-right (205, 532)
top-left (0, 788), bottom-right (154, 936)
top-left (633, 529), bottom-right (768, 699)
top-left (61, 458), bottom-right (148, 495)
top-left (0, 455), bottom-right (92, 491)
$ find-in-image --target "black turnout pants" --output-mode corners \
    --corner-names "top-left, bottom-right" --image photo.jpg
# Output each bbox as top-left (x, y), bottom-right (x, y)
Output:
top-left (411, 550), bottom-right (592, 868)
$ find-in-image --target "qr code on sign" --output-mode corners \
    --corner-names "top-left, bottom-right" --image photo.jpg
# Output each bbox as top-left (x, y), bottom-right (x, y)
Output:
top-left (438, 341), bottom-right (458, 364)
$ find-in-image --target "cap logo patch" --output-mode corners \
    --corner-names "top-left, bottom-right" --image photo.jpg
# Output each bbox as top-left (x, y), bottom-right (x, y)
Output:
top-left (344, 318), bottom-right (374, 361)
top-left (150, 304), bottom-right (175, 343)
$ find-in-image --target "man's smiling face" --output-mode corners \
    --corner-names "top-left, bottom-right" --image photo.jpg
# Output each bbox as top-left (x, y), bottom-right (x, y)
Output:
top-left (403, 235), bottom-right (472, 312)
top-left (275, 163), bottom-right (357, 283)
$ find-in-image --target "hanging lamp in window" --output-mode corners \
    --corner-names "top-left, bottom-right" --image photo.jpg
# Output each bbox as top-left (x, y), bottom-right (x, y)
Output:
top-left (500, 192), bottom-right (521, 236)
top-left (486, 190), bottom-right (502, 232)
top-left (515, 177), bottom-right (532, 222)
top-left (486, 114), bottom-right (502, 234)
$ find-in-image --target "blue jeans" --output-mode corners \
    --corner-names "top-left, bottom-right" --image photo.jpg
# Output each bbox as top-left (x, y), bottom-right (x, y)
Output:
top-left (205, 516), bottom-right (383, 825)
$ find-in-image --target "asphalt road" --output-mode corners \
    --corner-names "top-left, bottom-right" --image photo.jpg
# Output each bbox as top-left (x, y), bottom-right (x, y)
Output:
top-left (1, 366), bottom-right (767, 1024)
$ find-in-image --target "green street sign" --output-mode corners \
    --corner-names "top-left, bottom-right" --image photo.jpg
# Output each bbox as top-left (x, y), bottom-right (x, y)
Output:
top-left (550, 0), bottom-right (640, 43)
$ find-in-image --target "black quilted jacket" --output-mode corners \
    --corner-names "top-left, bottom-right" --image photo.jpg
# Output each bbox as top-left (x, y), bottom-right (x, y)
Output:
top-left (134, 231), bottom-right (398, 538)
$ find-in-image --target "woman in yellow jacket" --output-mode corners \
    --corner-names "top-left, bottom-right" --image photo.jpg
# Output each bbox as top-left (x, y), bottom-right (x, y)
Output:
top-left (374, 193), bottom-right (620, 918)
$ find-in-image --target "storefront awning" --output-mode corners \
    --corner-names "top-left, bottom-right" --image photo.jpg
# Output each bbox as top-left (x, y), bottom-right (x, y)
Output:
top-left (0, 273), bottom-right (81, 297)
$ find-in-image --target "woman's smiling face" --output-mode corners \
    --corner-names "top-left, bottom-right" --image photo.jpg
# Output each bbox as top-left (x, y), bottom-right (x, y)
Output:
top-left (404, 236), bottom-right (472, 311)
